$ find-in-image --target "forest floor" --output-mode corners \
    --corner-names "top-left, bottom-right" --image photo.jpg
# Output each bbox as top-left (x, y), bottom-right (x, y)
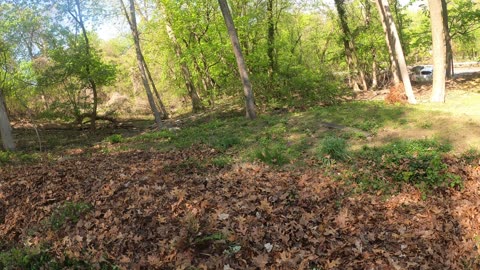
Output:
top-left (1, 74), bottom-right (480, 269)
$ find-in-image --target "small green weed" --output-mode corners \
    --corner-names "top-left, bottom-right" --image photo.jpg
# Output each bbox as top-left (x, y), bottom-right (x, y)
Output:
top-left (104, 134), bottom-right (123, 144)
top-left (0, 151), bottom-right (10, 164)
top-left (317, 136), bottom-right (348, 161)
top-left (461, 148), bottom-right (480, 164)
top-left (49, 201), bottom-right (92, 230)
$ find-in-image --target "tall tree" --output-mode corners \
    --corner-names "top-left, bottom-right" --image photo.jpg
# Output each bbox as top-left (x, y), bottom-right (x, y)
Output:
top-left (120, 0), bottom-right (163, 127)
top-left (267, 0), bottom-right (276, 89)
top-left (442, 0), bottom-right (453, 78)
top-left (159, 2), bottom-right (204, 113)
top-left (375, 0), bottom-right (417, 104)
top-left (0, 89), bottom-right (14, 151)
top-left (67, 0), bottom-right (100, 129)
top-left (218, 0), bottom-right (256, 120)
top-left (334, 0), bottom-right (368, 91)
top-left (428, 0), bottom-right (447, 102)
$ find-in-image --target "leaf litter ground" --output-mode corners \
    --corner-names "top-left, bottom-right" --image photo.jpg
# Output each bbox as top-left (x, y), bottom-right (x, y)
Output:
top-left (1, 146), bottom-right (479, 269)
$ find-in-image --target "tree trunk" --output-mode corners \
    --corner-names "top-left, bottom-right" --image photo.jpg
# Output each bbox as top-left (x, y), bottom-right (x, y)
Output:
top-left (71, 0), bottom-right (98, 130)
top-left (140, 53), bottom-right (169, 118)
top-left (120, 0), bottom-right (163, 127)
top-left (372, 52), bottom-right (378, 89)
top-left (429, 0), bottom-right (447, 102)
top-left (375, 0), bottom-right (417, 103)
top-left (267, 0), bottom-right (275, 91)
top-left (0, 89), bottom-right (15, 151)
top-left (334, 0), bottom-right (368, 91)
top-left (161, 5), bottom-right (203, 113)
top-left (218, 0), bottom-right (256, 120)
top-left (441, 0), bottom-right (454, 78)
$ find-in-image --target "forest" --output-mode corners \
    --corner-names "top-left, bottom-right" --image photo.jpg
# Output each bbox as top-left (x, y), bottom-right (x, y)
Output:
top-left (1, 0), bottom-right (480, 269)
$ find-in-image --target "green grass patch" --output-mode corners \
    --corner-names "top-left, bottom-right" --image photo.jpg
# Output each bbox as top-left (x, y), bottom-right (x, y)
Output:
top-left (0, 246), bottom-right (118, 270)
top-left (353, 138), bottom-right (461, 194)
top-left (0, 151), bottom-right (41, 165)
top-left (317, 136), bottom-right (349, 161)
top-left (48, 201), bottom-right (92, 230)
top-left (210, 156), bottom-right (233, 168)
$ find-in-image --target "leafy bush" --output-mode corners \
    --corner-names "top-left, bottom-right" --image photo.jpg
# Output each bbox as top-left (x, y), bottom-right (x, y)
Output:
top-left (317, 136), bottom-right (348, 161)
top-left (49, 201), bottom-right (92, 230)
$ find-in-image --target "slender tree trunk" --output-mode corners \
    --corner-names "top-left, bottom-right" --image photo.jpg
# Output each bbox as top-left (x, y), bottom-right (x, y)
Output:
top-left (375, 0), bottom-right (400, 84)
top-left (218, 0), bottom-right (256, 119)
top-left (372, 51), bottom-right (378, 89)
top-left (120, 0), bottom-right (162, 127)
top-left (429, 0), bottom-right (447, 102)
top-left (0, 89), bottom-right (15, 151)
top-left (71, 0), bottom-right (98, 130)
top-left (161, 5), bottom-right (203, 112)
top-left (375, 0), bottom-right (417, 103)
top-left (140, 53), bottom-right (169, 118)
top-left (334, 0), bottom-right (368, 91)
top-left (267, 0), bottom-right (275, 91)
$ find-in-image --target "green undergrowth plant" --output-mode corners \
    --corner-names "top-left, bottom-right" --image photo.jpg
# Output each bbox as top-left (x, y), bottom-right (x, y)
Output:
top-left (104, 134), bottom-right (123, 144)
top-left (353, 138), bottom-right (461, 195)
top-left (49, 201), bottom-right (92, 230)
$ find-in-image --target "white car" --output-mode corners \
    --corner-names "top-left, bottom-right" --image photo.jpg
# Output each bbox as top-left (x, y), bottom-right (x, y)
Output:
top-left (410, 65), bottom-right (433, 82)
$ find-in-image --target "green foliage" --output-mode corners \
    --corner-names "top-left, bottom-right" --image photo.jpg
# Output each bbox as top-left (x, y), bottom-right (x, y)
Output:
top-left (49, 201), bottom-right (92, 230)
top-left (355, 139), bottom-right (461, 192)
top-left (104, 134), bottom-right (124, 144)
top-left (317, 136), bottom-right (348, 161)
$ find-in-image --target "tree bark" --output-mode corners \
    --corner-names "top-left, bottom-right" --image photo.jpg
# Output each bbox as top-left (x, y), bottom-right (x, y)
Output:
top-left (218, 0), bottom-right (256, 119)
top-left (0, 89), bottom-right (15, 151)
top-left (441, 0), bottom-right (454, 78)
top-left (120, 0), bottom-right (163, 127)
top-left (429, 0), bottom-right (447, 102)
top-left (161, 4), bottom-right (204, 113)
top-left (375, 0), bottom-right (417, 103)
